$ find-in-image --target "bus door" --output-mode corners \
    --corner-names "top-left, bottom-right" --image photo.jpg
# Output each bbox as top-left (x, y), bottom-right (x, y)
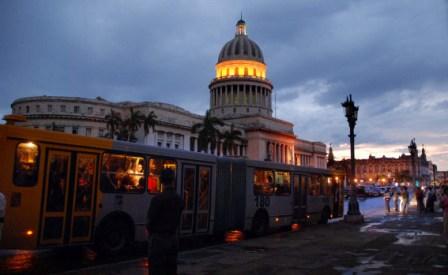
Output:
top-left (293, 174), bottom-right (307, 220)
top-left (180, 165), bottom-right (211, 235)
top-left (40, 150), bottom-right (98, 246)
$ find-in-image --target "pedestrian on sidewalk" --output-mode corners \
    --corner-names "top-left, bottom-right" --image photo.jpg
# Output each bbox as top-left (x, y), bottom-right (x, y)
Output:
top-left (425, 186), bottom-right (436, 213)
top-left (384, 189), bottom-right (391, 213)
top-left (440, 186), bottom-right (448, 238)
top-left (393, 187), bottom-right (400, 212)
top-left (0, 192), bottom-right (5, 241)
top-left (415, 186), bottom-right (425, 214)
top-left (401, 186), bottom-right (409, 214)
top-left (146, 168), bottom-right (184, 275)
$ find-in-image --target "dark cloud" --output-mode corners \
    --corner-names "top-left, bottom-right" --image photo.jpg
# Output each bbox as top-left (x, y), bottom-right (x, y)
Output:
top-left (1, 0), bottom-right (447, 168)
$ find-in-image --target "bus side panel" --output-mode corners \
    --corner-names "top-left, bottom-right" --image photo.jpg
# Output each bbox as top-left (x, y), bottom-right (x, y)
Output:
top-left (0, 139), bottom-right (44, 249)
top-left (244, 167), bottom-right (257, 231)
top-left (232, 160), bottom-right (246, 231)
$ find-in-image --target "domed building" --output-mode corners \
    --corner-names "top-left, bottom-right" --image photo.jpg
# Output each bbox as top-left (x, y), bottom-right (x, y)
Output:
top-left (7, 18), bottom-right (327, 169)
top-left (209, 19), bottom-right (326, 166)
top-left (210, 19), bottom-right (272, 118)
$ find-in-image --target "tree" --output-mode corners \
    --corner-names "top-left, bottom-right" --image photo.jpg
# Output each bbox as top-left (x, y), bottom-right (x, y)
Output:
top-left (143, 111), bottom-right (158, 143)
top-left (105, 109), bottom-right (122, 139)
top-left (221, 124), bottom-right (244, 156)
top-left (122, 107), bottom-right (145, 142)
top-left (191, 110), bottom-right (224, 154)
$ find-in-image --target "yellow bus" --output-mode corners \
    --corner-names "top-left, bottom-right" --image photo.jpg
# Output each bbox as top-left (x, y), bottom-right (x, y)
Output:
top-left (0, 124), bottom-right (217, 254)
top-left (0, 123), bottom-right (343, 254)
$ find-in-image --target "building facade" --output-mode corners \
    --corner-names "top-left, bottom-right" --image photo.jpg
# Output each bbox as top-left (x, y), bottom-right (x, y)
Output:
top-left (8, 19), bottom-right (327, 169)
top-left (330, 143), bottom-right (435, 186)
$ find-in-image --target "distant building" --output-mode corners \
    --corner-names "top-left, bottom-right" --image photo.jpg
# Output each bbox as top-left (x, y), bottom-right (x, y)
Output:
top-left (436, 171), bottom-right (448, 186)
top-left (330, 143), bottom-right (434, 186)
top-left (8, 19), bottom-right (327, 169)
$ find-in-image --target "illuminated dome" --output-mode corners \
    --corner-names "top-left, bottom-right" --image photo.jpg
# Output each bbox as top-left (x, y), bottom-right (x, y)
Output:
top-left (218, 19), bottom-right (264, 63)
top-left (209, 18), bottom-right (273, 119)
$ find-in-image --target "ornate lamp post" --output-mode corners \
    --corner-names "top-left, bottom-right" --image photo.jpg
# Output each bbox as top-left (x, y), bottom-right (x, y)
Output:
top-left (408, 138), bottom-right (417, 186)
top-left (342, 94), bottom-right (364, 223)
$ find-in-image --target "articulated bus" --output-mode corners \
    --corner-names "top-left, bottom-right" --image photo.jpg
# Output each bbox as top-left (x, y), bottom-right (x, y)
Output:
top-left (0, 124), bottom-right (344, 254)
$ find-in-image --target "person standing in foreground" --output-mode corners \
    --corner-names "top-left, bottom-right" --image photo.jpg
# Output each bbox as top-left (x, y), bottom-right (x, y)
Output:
top-left (147, 169), bottom-right (183, 275)
top-left (0, 192), bottom-right (5, 241)
top-left (440, 186), bottom-right (448, 238)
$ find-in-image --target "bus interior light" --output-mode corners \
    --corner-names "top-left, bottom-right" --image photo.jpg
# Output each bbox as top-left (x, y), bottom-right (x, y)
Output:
top-left (25, 230), bottom-right (34, 237)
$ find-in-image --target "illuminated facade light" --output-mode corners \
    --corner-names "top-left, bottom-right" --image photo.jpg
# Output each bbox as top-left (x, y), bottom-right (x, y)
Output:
top-left (215, 60), bottom-right (266, 79)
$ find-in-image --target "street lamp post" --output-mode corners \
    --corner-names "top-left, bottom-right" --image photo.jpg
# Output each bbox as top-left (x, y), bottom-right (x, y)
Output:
top-left (342, 94), bottom-right (364, 223)
top-left (408, 138), bottom-right (417, 186)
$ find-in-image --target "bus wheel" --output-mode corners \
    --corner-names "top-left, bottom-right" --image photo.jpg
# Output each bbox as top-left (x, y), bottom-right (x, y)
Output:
top-left (319, 208), bottom-right (330, 224)
top-left (96, 220), bottom-right (131, 255)
top-left (251, 212), bottom-right (268, 237)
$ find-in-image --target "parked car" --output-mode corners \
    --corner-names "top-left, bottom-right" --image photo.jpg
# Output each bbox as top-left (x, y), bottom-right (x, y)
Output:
top-left (362, 185), bottom-right (381, 197)
top-left (379, 186), bottom-right (391, 195)
top-left (355, 186), bottom-right (368, 197)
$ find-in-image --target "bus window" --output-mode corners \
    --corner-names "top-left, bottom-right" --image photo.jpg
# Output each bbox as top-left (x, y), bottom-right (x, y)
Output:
top-left (308, 175), bottom-right (320, 196)
top-left (148, 158), bottom-right (177, 193)
top-left (253, 169), bottom-right (273, 195)
top-left (46, 153), bottom-right (69, 212)
top-left (320, 176), bottom-right (330, 196)
top-left (100, 154), bottom-right (145, 193)
top-left (75, 155), bottom-right (96, 211)
top-left (14, 142), bottom-right (39, 186)
top-left (274, 171), bottom-right (291, 195)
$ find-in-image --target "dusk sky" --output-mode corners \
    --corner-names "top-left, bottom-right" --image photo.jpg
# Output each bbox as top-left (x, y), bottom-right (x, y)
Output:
top-left (1, 1), bottom-right (447, 169)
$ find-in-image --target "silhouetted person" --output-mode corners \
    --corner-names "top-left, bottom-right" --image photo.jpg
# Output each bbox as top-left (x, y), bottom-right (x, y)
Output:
top-left (415, 187), bottom-right (425, 214)
top-left (0, 192), bottom-right (5, 241)
top-left (393, 188), bottom-right (400, 212)
top-left (146, 169), bottom-right (183, 275)
top-left (425, 186), bottom-right (436, 213)
top-left (440, 186), bottom-right (448, 237)
top-left (401, 186), bottom-right (409, 214)
top-left (384, 190), bottom-right (391, 213)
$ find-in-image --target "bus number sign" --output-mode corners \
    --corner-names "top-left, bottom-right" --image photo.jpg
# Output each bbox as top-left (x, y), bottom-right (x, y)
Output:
top-left (255, 196), bottom-right (270, 208)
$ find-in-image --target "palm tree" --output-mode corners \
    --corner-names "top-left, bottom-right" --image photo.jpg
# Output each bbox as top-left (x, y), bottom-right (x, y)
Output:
top-left (143, 111), bottom-right (157, 144)
top-left (192, 111), bottom-right (224, 154)
top-left (221, 124), bottom-right (244, 156)
top-left (105, 109), bottom-right (122, 139)
top-left (123, 107), bottom-right (145, 142)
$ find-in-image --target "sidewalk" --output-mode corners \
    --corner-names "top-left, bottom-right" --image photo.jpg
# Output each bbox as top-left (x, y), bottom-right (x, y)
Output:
top-left (64, 205), bottom-right (448, 275)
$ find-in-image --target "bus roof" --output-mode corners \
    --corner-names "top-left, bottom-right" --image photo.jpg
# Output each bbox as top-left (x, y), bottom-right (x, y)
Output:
top-left (0, 124), bottom-right (113, 149)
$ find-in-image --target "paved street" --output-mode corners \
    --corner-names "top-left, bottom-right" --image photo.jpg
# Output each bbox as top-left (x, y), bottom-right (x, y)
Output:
top-left (57, 197), bottom-right (447, 275)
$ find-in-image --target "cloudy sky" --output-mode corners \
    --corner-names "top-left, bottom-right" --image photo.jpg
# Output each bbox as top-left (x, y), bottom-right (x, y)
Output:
top-left (1, 0), bottom-right (447, 169)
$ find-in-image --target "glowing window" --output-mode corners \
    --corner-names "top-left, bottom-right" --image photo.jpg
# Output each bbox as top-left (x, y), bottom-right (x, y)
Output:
top-left (274, 171), bottom-right (291, 195)
top-left (100, 154), bottom-right (145, 193)
top-left (148, 158), bottom-right (177, 193)
top-left (253, 169), bottom-right (273, 195)
top-left (14, 142), bottom-right (39, 186)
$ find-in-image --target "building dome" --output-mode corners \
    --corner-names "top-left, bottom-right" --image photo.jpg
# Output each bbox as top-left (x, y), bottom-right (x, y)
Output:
top-left (217, 20), bottom-right (264, 64)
